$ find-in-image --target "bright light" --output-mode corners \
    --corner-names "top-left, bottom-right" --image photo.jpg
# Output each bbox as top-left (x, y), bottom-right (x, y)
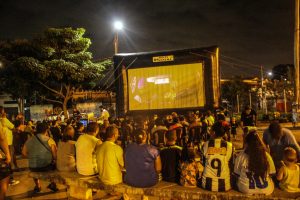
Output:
top-left (114, 21), bottom-right (123, 30)
top-left (267, 72), bottom-right (272, 76)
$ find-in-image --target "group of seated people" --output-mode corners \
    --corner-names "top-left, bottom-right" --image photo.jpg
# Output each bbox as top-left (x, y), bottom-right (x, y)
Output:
top-left (20, 112), bottom-right (300, 195)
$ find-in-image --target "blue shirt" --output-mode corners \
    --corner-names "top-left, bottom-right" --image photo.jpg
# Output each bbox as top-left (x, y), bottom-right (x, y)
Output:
top-left (125, 143), bottom-right (159, 187)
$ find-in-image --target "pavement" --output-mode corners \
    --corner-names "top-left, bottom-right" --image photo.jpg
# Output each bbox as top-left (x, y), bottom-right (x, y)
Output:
top-left (6, 122), bottom-right (300, 200)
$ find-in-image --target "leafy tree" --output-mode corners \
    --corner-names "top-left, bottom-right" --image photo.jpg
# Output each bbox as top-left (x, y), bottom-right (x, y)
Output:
top-left (221, 76), bottom-right (252, 112)
top-left (0, 39), bottom-right (37, 112)
top-left (0, 28), bottom-right (111, 118)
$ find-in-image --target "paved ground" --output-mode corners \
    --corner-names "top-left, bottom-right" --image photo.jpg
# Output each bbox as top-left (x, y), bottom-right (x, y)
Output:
top-left (6, 122), bottom-right (300, 200)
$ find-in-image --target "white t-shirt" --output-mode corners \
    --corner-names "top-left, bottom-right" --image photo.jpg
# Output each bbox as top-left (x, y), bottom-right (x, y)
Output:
top-left (234, 151), bottom-right (276, 195)
top-left (202, 139), bottom-right (233, 191)
top-left (76, 134), bottom-right (99, 175)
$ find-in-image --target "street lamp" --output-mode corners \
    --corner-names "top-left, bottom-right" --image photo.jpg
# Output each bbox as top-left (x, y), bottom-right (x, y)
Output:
top-left (113, 21), bottom-right (123, 54)
top-left (267, 72), bottom-right (273, 76)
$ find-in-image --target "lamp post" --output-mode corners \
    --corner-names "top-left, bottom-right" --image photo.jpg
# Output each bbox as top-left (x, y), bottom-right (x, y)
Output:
top-left (113, 21), bottom-right (123, 54)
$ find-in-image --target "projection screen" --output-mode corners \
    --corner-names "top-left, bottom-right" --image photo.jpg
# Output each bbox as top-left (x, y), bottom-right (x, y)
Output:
top-left (127, 63), bottom-right (205, 110)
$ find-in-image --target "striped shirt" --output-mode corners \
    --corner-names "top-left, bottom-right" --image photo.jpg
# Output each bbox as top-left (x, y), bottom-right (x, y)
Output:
top-left (202, 139), bottom-right (233, 191)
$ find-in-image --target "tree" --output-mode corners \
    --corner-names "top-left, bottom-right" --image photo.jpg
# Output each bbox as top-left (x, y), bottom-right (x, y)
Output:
top-left (221, 77), bottom-right (252, 112)
top-left (0, 28), bottom-right (111, 118)
top-left (0, 39), bottom-right (37, 112)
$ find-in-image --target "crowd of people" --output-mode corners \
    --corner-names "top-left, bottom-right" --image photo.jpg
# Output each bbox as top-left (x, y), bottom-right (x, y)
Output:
top-left (0, 105), bottom-right (300, 199)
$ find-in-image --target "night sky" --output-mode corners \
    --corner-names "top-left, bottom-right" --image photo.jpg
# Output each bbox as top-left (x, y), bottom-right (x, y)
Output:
top-left (0, 0), bottom-right (295, 77)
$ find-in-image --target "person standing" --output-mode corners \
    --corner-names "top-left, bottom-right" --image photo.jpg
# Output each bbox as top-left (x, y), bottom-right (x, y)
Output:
top-left (240, 105), bottom-right (257, 128)
top-left (0, 106), bottom-right (19, 186)
top-left (99, 106), bottom-right (110, 121)
top-left (96, 126), bottom-right (124, 185)
top-left (0, 121), bottom-right (11, 199)
top-left (291, 108), bottom-right (298, 128)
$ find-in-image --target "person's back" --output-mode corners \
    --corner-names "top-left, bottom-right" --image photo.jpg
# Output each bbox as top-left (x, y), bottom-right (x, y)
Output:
top-left (125, 129), bottom-right (161, 188)
top-left (160, 131), bottom-right (182, 183)
top-left (76, 122), bottom-right (101, 176)
top-left (96, 126), bottom-right (124, 185)
top-left (277, 147), bottom-right (300, 193)
top-left (57, 126), bottom-right (76, 172)
top-left (234, 131), bottom-right (275, 195)
top-left (50, 125), bottom-right (61, 144)
top-left (263, 122), bottom-right (300, 169)
top-left (202, 122), bottom-right (233, 192)
top-left (25, 133), bottom-right (53, 169)
top-left (57, 141), bottom-right (76, 172)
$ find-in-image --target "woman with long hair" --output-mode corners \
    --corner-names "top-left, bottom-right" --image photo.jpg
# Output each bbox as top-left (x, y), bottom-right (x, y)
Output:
top-left (234, 130), bottom-right (276, 195)
top-left (56, 125), bottom-right (76, 172)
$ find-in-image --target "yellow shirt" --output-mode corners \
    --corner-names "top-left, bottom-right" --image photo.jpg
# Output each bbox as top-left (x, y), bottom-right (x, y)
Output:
top-left (96, 141), bottom-right (124, 185)
top-left (279, 164), bottom-right (300, 193)
top-left (0, 117), bottom-right (14, 145)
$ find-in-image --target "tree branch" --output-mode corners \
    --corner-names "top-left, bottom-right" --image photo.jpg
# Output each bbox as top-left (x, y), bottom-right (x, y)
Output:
top-left (40, 96), bottom-right (63, 105)
top-left (39, 81), bottom-right (65, 98)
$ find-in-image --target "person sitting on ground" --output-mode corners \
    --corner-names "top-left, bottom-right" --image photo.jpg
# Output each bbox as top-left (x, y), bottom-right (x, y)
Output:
top-left (76, 122), bottom-right (102, 176)
top-left (277, 147), bottom-right (300, 193)
top-left (180, 145), bottom-right (203, 188)
top-left (202, 121), bottom-right (233, 192)
top-left (263, 121), bottom-right (300, 169)
top-left (56, 126), bottom-right (76, 172)
top-left (160, 130), bottom-right (182, 183)
top-left (125, 129), bottom-right (162, 187)
top-left (234, 130), bottom-right (276, 195)
top-left (22, 122), bottom-right (58, 193)
top-left (96, 126), bottom-right (124, 185)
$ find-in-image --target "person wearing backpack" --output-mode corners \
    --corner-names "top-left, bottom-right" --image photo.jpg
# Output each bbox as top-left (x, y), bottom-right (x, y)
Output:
top-left (22, 122), bottom-right (58, 193)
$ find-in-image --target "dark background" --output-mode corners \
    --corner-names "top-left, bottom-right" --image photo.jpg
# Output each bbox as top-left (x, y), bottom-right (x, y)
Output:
top-left (0, 0), bottom-right (294, 77)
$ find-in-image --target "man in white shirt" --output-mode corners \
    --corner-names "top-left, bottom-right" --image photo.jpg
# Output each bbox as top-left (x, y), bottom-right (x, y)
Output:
top-left (76, 122), bottom-right (102, 175)
top-left (99, 106), bottom-right (110, 121)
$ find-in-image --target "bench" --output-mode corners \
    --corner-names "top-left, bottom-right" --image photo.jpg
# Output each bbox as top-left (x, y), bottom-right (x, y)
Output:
top-left (28, 171), bottom-right (300, 200)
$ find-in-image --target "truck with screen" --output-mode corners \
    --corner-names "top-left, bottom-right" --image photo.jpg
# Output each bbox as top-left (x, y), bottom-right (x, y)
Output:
top-left (114, 46), bottom-right (220, 116)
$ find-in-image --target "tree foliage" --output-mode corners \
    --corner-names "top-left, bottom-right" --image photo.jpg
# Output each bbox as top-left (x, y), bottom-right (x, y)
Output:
top-left (0, 28), bottom-right (111, 117)
top-left (221, 77), bottom-right (251, 111)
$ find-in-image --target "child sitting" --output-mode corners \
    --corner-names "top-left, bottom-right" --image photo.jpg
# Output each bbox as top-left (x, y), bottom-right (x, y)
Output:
top-left (277, 147), bottom-right (300, 193)
top-left (179, 145), bottom-right (203, 188)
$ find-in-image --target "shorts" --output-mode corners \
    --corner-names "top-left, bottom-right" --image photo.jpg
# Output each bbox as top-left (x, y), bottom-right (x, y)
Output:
top-left (0, 161), bottom-right (12, 181)
top-left (29, 163), bottom-right (56, 172)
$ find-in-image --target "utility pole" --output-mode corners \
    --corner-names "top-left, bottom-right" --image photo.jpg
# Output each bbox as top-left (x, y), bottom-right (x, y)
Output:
top-left (284, 89), bottom-right (287, 113)
top-left (249, 90), bottom-right (252, 107)
top-left (237, 94), bottom-right (240, 113)
top-left (295, 0), bottom-right (300, 107)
